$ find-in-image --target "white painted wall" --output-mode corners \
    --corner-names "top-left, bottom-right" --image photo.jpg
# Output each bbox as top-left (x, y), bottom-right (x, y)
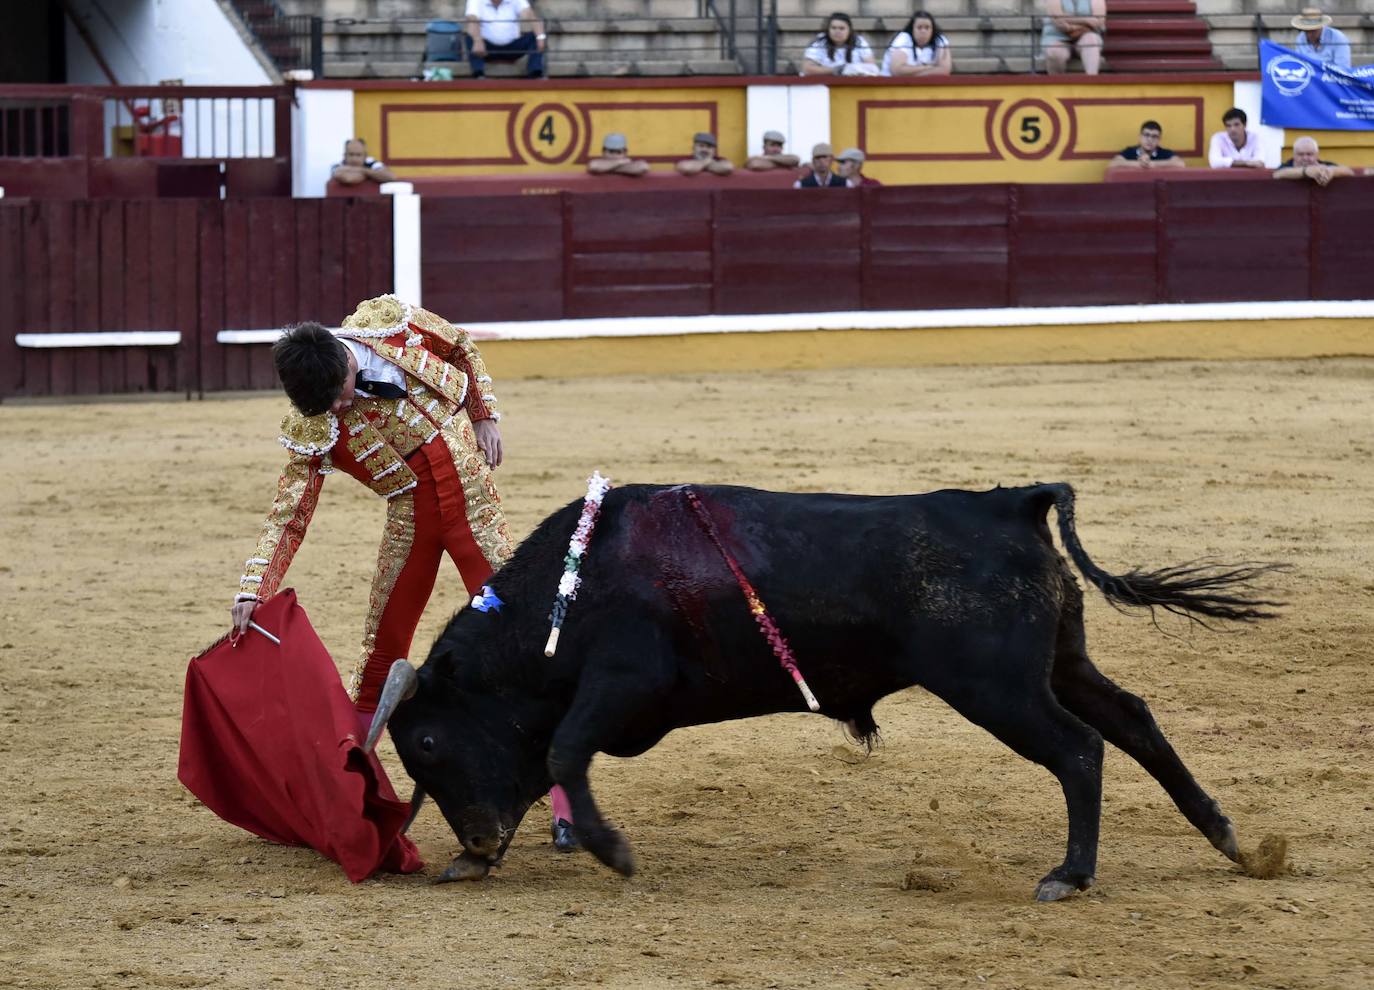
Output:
top-left (1233, 80), bottom-right (1284, 168)
top-left (293, 88), bottom-right (357, 197)
top-left (65, 0), bottom-right (273, 86)
top-left (746, 84), bottom-right (831, 161)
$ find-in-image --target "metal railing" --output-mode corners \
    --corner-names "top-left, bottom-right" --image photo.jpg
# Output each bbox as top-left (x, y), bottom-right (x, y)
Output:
top-left (0, 86), bottom-right (293, 160)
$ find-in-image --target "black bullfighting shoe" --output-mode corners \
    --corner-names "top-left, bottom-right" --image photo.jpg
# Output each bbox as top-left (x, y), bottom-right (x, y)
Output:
top-left (551, 818), bottom-right (578, 853)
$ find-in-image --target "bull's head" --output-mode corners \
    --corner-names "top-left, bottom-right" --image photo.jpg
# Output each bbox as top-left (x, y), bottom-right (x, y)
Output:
top-left (365, 660), bottom-right (553, 880)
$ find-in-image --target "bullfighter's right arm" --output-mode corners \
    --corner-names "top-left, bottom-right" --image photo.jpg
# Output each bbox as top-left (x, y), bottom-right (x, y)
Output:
top-left (237, 413), bottom-right (332, 603)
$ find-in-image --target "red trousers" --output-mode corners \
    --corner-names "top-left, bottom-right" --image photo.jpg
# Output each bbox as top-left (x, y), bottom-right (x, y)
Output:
top-left (353, 437), bottom-right (495, 712)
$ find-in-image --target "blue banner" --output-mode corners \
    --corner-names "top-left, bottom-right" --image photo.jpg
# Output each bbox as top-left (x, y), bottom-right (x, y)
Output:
top-left (1261, 40), bottom-right (1374, 131)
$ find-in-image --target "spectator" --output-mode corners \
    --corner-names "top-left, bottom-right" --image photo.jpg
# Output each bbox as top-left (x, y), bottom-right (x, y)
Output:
top-left (837, 148), bottom-right (881, 187)
top-left (801, 13), bottom-right (878, 76)
top-left (1207, 108), bottom-right (1269, 170)
top-left (794, 142), bottom-right (848, 188)
top-left (1108, 120), bottom-right (1186, 170)
top-left (1043, 0), bottom-right (1105, 76)
top-left (330, 139), bottom-right (396, 186)
top-left (745, 130), bottom-right (801, 171)
top-left (676, 132), bottom-right (734, 176)
top-left (1273, 136), bottom-right (1355, 186)
top-left (1292, 7), bottom-right (1350, 69)
top-left (464, 0), bottom-right (546, 79)
top-left (586, 132), bottom-right (650, 177)
top-left (882, 11), bottom-right (952, 77)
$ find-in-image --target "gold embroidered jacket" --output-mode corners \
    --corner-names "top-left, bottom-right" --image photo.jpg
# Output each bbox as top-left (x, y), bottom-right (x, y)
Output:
top-left (237, 297), bottom-right (502, 602)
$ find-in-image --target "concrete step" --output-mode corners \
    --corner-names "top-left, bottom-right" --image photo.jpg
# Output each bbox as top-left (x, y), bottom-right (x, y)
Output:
top-left (1108, 16), bottom-right (1210, 34)
top-left (1104, 33), bottom-right (1214, 50)
top-left (1105, 52), bottom-right (1222, 68)
top-left (324, 55), bottom-right (743, 79)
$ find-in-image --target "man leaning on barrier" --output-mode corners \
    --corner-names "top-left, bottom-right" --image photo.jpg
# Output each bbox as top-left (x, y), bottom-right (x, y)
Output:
top-left (587, 133), bottom-right (650, 177)
top-left (1273, 137), bottom-right (1355, 186)
top-left (675, 132), bottom-right (734, 177)
top-left (745, 130), bottom-right (800, 171)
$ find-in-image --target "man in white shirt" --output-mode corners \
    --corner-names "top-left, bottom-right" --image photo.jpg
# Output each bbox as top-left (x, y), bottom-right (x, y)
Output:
top-left (1207, 108), bottom-right (1270, 170)
top-left (464, 0), bottom-right (546, 79)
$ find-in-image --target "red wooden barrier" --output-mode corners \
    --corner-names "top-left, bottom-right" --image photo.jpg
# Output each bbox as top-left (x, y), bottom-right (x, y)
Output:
top-left (5, 178), bottom-right (1373, 398)
top-left (1310, 182), bottom-right (1374, 302)
top-left (864, 185), bottom-right (1011, 311)
top-left (1013, 183), bottom-right (1159, 307)
top-left (1161, 181), bottom-right (1310, 303)
top-left (3, 198), bottom-right (391, 398)
top-left (565, 190), bottom-right (716, 319)
top-left (421, 195), bottom-right (564, 322)
top-left (714, 188), bottom-right (864, 315)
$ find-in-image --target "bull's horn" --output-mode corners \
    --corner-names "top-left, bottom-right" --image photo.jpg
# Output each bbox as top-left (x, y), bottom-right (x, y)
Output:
top-left (363, 658), bottom-right (418, 753)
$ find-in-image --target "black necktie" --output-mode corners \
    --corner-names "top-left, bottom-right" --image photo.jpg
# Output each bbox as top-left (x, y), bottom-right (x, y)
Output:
top-left (354, 372), bottom-right (406, 400)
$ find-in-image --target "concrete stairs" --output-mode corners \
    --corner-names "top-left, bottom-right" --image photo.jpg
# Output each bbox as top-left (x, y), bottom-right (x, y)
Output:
top-left (1103, 0), bottom-right (1219, 72)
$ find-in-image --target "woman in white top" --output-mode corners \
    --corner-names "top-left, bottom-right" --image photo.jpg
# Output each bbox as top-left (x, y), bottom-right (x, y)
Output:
top-left (801, 12), bottom-right (877, 76)
top-left (882, 11), bottom-right (952, 77)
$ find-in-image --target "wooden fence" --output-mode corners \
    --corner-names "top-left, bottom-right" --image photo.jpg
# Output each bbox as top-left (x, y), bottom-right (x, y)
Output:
top-left (4, 177), bottom-right (1372, 398)
top-left (1, 198), bottom-right (392, 398)
top-left (420, 178), bottom-right (1374, 321)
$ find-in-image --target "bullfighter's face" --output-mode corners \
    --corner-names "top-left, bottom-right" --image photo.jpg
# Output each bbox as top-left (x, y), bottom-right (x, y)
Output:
top-left (389, 668), bottom-right (550, 868)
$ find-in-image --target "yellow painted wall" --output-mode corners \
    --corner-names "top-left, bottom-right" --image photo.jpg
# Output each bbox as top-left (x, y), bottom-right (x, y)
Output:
top-left (828, 80), bottom-right (1237, 185)
top-left (481, 319), bottom-right (1374, 381)
top-left (352, 86), bottom-right (748, 176)
top-left (351, 79), bottom-right (1374, 183)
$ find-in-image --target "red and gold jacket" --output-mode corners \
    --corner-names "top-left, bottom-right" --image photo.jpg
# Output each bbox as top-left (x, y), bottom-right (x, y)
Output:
top-left (237, 296), bottom-right (509, 603)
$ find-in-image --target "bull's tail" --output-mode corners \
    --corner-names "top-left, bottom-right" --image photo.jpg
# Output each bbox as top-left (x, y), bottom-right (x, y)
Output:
top-left (1039, 483), bottom-right (1287, 624)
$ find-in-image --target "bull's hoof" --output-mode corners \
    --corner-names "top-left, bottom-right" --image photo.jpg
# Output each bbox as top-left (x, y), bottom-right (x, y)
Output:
top-left (1212, 818), bottom-right (1241, 863)
top-left (582, 825), bottom-right (636, 877)
top-left (1034, 872), bottom-right (1094, 902)
top-left (551, 818), bottom-right (579, 853)
top-left (435, 851), bottom-right (492, 883)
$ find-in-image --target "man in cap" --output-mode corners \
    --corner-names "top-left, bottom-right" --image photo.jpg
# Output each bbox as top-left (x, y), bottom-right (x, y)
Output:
top-left (1273, 136), bottom-right (1355, 186)
top-left (837, 147), bottom-right (880, 187)
top-left (1292, 7), bottom-right (1350, 68)
top-left (587, 132), bottom-right (650, 176)
top-left (793, 142), bottom-right (847, 188)
top-left (675, 132), bottom-right (734, 176)
top-left (745, 130), bottom-right (801, 171)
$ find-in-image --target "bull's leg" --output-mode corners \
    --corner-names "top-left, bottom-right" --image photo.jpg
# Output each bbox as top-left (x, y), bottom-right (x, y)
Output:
top-left (924, 651), bottom-right (1104, 902)
top-left (546, 657), bottom-right (669, 877)
top-left (1050, 620), bottom-right (1240, 864)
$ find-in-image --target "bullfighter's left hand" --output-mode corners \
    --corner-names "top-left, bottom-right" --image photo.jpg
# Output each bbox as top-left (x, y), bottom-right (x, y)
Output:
top-left (474, 418), bottom-right (503, 468)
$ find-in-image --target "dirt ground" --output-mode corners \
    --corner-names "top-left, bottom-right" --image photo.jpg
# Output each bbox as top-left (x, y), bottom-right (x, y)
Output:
top-left (2, 356), bottom-right (1372, 990)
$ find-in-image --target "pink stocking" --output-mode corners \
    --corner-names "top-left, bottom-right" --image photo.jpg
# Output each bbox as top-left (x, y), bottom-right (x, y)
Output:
top-left (550, 785), bottom-right (573, 824)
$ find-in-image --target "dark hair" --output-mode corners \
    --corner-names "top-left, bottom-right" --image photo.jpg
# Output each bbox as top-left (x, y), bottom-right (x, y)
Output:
top-left (900, 10), bottom-right (945, 53)
top-left (818, 12), bottom-right (858, 63)
top-left (274, 321), bottom-right (349, 416)
top-left (1222, 107), bottom-right (1247, 125)
top-left (1141, 120), bottom-right (1163, 134)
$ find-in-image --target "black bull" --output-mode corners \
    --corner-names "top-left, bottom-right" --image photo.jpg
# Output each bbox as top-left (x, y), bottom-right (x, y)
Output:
top-left (366, 482), bottom-right (1282, 901)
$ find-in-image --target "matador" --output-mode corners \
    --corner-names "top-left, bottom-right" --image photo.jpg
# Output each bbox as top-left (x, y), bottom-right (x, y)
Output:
top-left (230, 295), bottom-right (513, 712)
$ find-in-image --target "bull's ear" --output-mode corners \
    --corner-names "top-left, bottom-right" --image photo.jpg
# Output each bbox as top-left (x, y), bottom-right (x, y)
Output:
top-left (363, 659), bottom-right (418, 753)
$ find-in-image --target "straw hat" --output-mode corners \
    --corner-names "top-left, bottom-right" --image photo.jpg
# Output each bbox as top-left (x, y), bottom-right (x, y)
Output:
top-left (1291, 7), bottom-right (1333, 30)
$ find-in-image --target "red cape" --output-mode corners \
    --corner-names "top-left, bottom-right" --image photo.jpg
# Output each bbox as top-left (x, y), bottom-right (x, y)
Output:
top-left (178, 590), bottom-right (423, 882)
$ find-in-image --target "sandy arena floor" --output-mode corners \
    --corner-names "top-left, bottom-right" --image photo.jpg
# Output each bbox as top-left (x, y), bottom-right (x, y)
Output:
top-left (2, 357), bottom-right (1372, 990)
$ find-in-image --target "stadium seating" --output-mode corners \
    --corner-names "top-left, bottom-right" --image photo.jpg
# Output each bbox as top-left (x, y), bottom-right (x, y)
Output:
top-left (272, 0), bottom-right (1370, 77)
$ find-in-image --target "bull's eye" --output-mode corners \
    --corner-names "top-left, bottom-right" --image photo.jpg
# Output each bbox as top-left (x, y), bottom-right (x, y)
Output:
top-left (420, 735), bottom-right (435, 753)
